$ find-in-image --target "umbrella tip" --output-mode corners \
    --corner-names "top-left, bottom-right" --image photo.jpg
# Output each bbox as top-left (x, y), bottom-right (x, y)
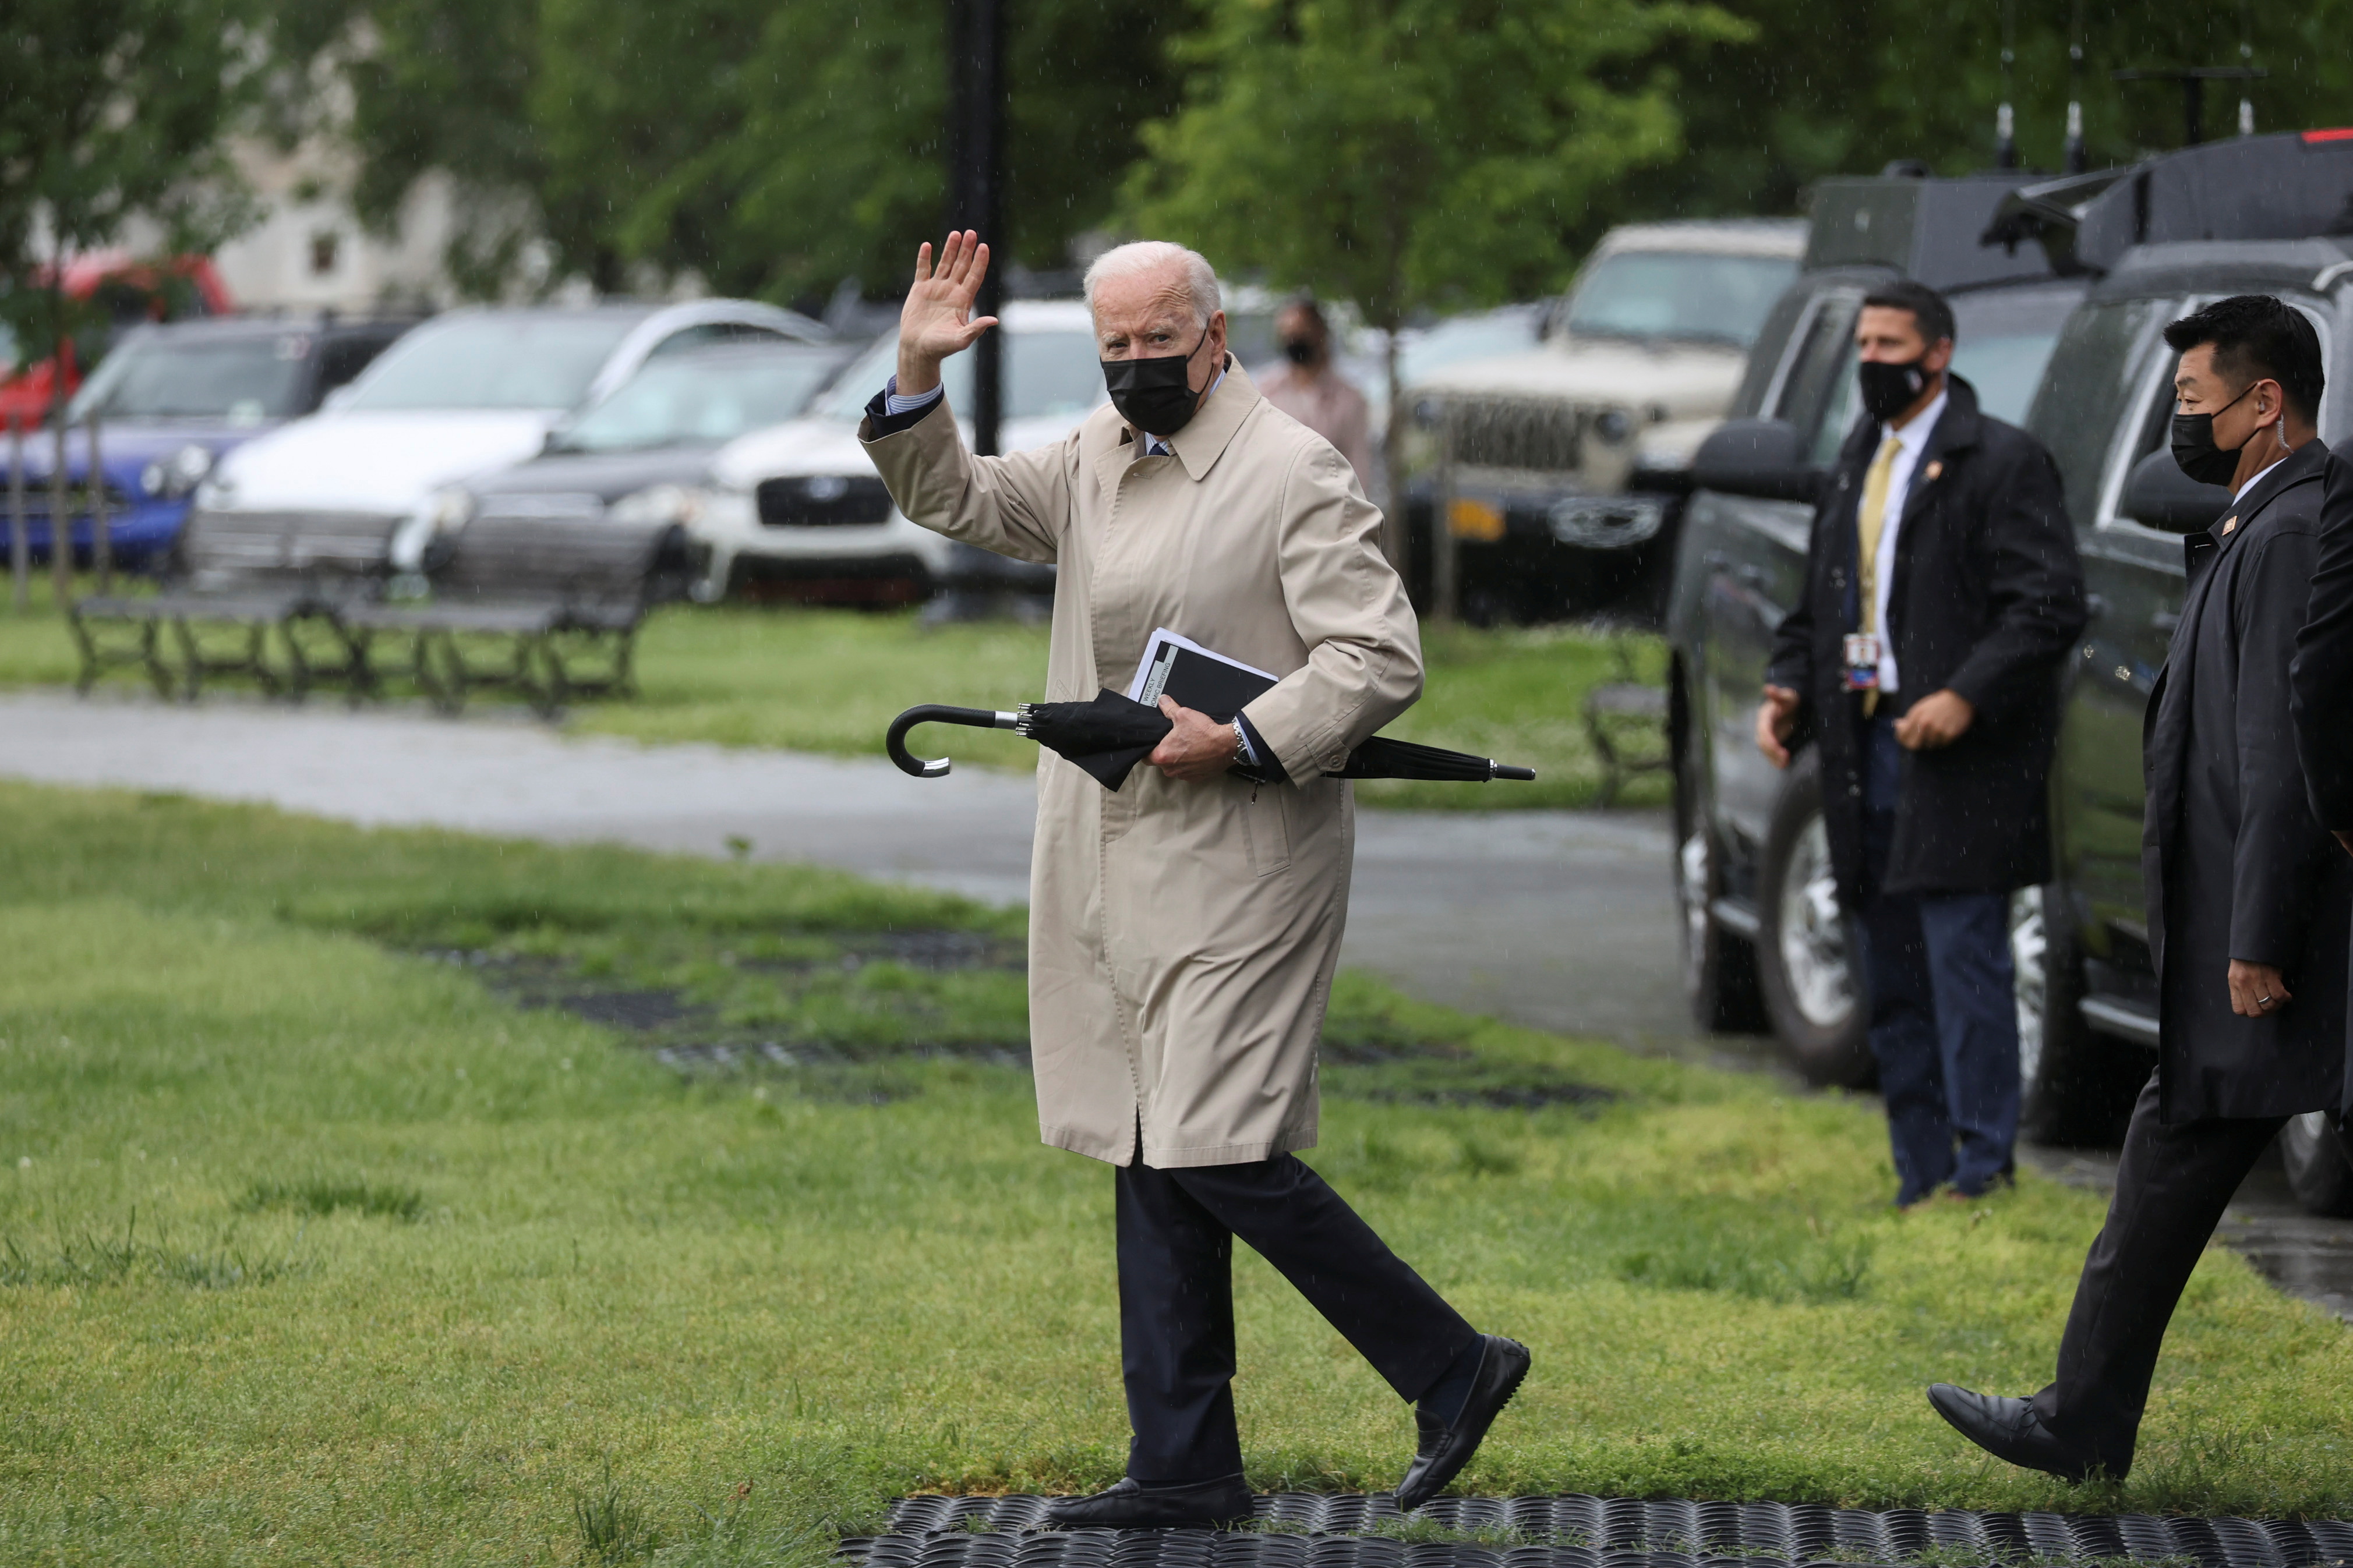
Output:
top-left (1492, 763), bottom-right (1536, 781)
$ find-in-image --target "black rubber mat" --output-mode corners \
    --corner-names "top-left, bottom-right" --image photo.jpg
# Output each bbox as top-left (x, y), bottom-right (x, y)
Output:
top-left (842, 1495), bottom-right (2353, 1568)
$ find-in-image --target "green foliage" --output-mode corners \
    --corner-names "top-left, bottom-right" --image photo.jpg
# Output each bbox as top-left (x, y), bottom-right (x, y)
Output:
top-left (1125, 0), bottom-right (1751, 331)
top-left (0, 0), bottom-right (263, 358)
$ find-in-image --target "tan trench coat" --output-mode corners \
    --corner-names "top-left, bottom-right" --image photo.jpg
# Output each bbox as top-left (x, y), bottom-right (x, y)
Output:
top-left (861, 360), bottom-right (1422, 1167)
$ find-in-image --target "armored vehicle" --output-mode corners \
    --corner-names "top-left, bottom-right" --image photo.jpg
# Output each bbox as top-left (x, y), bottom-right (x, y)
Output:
top-left (1668, 132), bottom-right (2353, 1210)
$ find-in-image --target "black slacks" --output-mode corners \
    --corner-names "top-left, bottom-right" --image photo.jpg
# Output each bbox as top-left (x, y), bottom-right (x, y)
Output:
top-left (2029, 1070), bottom-right (2284, 1475)
top-left (1115, 1152), bottom-right (1477, 1482)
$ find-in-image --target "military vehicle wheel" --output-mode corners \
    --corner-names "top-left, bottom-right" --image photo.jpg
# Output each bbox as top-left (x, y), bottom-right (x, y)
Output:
top-left (2280, 1113), bottom-right (2353, 1217)
top-left (1757, 749), bottom-right (1872, 1086)
top-left (1672, 688), bottom-right (1765, 1033)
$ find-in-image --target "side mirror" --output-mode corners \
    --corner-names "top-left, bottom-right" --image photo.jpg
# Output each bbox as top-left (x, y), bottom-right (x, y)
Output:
top-left (1692, 417), bottom-right (1821, 504)
top-left (2119, 449), bottom-right (2231, 533)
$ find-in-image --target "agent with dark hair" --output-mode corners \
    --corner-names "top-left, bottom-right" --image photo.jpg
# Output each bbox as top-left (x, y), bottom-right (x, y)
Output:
top-left (2292, 451), bottom-right (2353, 856)
top-left (1931, 294), bottom-right (2350, 1483)
top-left (1757, 278), bottom-right (2086, 1207)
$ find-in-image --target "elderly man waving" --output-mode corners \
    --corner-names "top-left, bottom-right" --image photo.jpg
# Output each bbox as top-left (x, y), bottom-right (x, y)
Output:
top-left (860, 232), bottom-right (1527, 1526)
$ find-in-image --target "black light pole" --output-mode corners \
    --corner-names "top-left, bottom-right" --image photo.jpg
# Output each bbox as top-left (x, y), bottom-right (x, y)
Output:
top-left (2062, 0), bottom-right (2086, 174)
top-left (949, 0), bottom-right (1005, 459)
top-left (2112, 66), bottom-right (2265, 148)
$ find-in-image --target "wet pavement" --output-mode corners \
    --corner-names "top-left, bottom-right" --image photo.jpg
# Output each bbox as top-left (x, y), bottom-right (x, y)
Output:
top-left (4, 688), bottom-right (2348, 1320)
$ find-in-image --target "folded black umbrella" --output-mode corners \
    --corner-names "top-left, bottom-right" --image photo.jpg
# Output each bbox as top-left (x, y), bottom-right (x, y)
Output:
top-left (886, 689), bottom-right (1535, 790)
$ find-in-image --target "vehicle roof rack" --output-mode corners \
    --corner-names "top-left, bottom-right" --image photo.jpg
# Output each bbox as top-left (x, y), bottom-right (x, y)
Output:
top-left (1804, 172), bottom-right (2058, 290)
top-left (1983, 130), bottom-right (2353, 275)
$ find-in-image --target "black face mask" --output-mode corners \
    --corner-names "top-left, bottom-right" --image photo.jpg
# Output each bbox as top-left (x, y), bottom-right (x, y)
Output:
top-left (1281, 337), bottom-right (1318, 366)
top-left (1103, 332), bottom-right (1211, 437)
top-left (2170, 383), bottom-right (2257, 487)
top-left (1857, 356), bottom-right (1932, 423)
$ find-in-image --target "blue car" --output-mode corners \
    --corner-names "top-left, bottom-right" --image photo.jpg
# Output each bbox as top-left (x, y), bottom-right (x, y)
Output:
top-left (1, 314), bottom-right (415, 570)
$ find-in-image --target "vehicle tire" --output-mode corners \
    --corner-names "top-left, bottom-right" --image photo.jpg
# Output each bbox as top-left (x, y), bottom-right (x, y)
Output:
top-left (2009, 882), bottom-right (2106, 1144)
top-left (1756, 748), bottom-right (1873, 1087)
top-left (2279, 1112), bottom-right (2353, 1217)
top-left (1672, 679), bottom-right (1766, 1034)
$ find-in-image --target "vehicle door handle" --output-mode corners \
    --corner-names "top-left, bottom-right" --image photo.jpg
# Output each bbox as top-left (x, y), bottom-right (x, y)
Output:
top-left (2150, 608), bottom-right (2179, 633)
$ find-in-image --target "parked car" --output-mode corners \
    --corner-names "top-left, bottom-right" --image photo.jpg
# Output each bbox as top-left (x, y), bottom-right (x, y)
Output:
top-left (0, 252), bottom-right (236, 430)
top-left (447, 339), bottom-right (854, 545)
top-left (1666, 169), bottom-right (2076, 1086)
top-left (695, 299), bottom-right (1103, 603)
top-left (1401, 220), bottom-right (1806, 623)
top-left (1669, 132), bottom-right (2353, 1212)
top-left (191, 300), bottom-right (828, 564)
top-left (2, 314), bottom-right (414, 569)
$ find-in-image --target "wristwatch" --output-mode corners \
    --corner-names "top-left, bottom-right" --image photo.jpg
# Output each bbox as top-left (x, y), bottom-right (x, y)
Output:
top-left (1231, 720), bottom-right (1248, 762)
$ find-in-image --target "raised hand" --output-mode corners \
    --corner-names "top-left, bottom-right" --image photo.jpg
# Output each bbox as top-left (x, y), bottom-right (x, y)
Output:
top-left (896, 230), bottom-right (999, 397)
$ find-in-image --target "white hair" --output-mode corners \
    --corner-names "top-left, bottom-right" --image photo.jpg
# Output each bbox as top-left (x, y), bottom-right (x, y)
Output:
top-left (1082, 241), bottom-right (1221, 326)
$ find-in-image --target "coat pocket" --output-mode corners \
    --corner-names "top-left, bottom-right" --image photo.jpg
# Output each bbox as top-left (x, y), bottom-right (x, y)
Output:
top-left (1242, 783), bottom-right (1292, 877)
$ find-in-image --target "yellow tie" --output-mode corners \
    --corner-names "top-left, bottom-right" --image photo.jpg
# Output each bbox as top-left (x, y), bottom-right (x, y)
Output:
top-left (1856, 436), bottom-right (1901, 716)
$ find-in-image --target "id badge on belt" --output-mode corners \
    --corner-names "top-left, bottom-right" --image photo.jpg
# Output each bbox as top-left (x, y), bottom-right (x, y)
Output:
top-left (1842, 633), bottom-right (1881, 691)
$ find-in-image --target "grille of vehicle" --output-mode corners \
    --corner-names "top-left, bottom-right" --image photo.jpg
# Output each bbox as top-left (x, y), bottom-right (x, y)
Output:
top-left (476, 491), bottom-right (606, 520)
top-left (757, 474), bottom-right (895, 528)
top-left (1443, 396), bottom-right (1583, 473)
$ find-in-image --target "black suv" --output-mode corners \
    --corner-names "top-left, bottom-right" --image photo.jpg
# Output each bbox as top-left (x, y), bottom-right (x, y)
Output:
top-left (1667, 132), bottom-right (2353, 1210)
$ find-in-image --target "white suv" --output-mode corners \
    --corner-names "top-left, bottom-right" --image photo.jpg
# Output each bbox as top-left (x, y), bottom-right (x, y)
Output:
top-left (693, 300), bottom-right (1103, 603)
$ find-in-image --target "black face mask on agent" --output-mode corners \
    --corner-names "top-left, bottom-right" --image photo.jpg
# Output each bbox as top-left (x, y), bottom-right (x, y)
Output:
top-left (1103, 330), bottom-right (1213, 438)
top-left (1857, 355), bottom-right (1937, 424)
top-left (2170, 381), bottom-right (2261, 487)
top-left (1281, 336), bottom-right (1319, 367)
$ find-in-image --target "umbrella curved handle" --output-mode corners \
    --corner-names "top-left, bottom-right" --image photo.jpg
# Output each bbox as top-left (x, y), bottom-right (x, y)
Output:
top-left (886, 704), bottom-right (1020, 778)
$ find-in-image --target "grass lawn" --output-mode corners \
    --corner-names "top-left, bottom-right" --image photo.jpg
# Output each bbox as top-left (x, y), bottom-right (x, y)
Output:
top-left (0, 575), bottom-right (1669, 811)
top-left (4, 783), bottom-right (2352, 1566)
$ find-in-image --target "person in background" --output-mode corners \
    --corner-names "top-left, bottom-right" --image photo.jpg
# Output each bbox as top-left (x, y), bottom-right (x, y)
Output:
top-left (1931, 295), bottom-right (2350, 1483)
top-left (1755, 278), bottom-right (2086, 1209)
top-left (1257, 296), bottom-right (1379, 494)
top-left (2292, 449), bottom-right (2353, 858)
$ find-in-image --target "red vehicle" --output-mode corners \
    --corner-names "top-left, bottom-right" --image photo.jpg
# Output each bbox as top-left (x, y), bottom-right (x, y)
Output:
top-left (0, 252), bottom-right (235, 430)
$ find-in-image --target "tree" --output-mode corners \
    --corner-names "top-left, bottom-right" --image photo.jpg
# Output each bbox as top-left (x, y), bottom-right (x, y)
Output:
top-left (0, 0), bottom-right (263, 370)
top-left (1121, 0), bottom-right (1748, 567)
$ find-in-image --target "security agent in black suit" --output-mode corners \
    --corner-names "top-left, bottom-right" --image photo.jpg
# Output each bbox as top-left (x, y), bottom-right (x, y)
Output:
top-left (2292, 449), bottom-right (2353, 860)
top-left (1759, 280), bottom-right (2087, 1207)
top-left (1932, 296), bottom-right (2353, 1483)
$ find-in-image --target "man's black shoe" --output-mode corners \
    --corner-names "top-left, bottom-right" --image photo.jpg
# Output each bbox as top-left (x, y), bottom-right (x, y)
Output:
top-left (1043, 1475), bottom-right (1253, 1530)
top-left (1926, 1383), bottom-right (2107, 1483)
top-left (1394, 1334), bottom-right (1531, 1512)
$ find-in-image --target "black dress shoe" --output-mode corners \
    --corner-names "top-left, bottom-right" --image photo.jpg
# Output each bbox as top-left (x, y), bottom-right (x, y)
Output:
top-left (1926, 1383), bottom-right (2108, 1483)
top-left (1043, 1475), bottom-right (1253, 1530)
top-left (1395, 1334), bottom-right (1532, 1512)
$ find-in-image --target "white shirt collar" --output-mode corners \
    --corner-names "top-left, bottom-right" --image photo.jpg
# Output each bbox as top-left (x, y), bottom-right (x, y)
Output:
top-left (1880, 385), bottom-right (1949, 452)
top-left (2232, 452), bottom-right (2289, 504)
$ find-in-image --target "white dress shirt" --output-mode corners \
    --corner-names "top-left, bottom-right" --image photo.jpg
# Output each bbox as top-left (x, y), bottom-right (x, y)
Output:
top-left (1867, 385), bottom-right (1949, 695)
top-left (2232, 452), bottom-right (2288, 505)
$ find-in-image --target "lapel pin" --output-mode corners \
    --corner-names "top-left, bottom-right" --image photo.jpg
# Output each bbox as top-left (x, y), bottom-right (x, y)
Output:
top-left (2222, 516), bottom-right (2237, 535)
top-left (1923, 460), bottom-right (1943, 482)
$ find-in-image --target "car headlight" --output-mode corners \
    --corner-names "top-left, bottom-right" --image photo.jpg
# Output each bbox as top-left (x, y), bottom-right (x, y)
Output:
top-left (1592, 409), bottom-right (1633, 445)
top-left (140, 443), bottom-right (215, 498)
top-left (390, 486), bottom-right (478, 572)
top-left (608, 483), bottom-right (703, 527)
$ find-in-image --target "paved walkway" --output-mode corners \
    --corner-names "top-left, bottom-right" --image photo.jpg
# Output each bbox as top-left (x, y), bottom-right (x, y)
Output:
top-left (0, 691), bottom-right (1697, 1047)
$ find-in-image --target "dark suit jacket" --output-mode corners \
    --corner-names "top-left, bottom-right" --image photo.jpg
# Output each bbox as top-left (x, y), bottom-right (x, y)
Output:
top-left (1768, 374), bottom-right (2087, 905)
top-left (2291, 448), bottom-right (2353, 831)
top-left (2144, 438), bottom-right (2352, 1121)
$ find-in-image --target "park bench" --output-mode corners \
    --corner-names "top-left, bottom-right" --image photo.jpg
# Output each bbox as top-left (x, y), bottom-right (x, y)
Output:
top-left (337, 513), bottom-right (695, 715)
top-left (69, 508), bottom-right (398, 699)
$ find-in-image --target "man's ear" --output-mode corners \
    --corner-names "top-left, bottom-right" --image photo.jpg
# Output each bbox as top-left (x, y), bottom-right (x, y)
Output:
top-left (1925, 337), bottom-right (1956, 374)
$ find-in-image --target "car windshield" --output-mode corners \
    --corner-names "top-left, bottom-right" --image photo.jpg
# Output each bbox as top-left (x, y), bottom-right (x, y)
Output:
top-left (67, 334), bottom-right (309, 424)
top-left (342, 314), bottom-right (640, 412)
top-left (550, 351), bottom-right (846, 452)
top-left (818, 330), bottom-right (1105, 423)
top-left (1564, 252), bottom-right (1799, 348)
top-left (1398, 306), bottom-right (1542, 385)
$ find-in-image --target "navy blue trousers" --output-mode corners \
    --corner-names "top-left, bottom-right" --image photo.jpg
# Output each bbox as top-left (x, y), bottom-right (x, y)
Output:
top-left (1115, 1153), bottom-right (1476, 1482)
top-left (1853, 713), bottom-right (2022, 1204)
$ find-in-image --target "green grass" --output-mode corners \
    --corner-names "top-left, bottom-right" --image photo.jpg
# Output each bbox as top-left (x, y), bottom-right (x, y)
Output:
top-left (2, 782), bottom-right (2351, 1566)
top-left (0, 575), bottom-right (1668, 810)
